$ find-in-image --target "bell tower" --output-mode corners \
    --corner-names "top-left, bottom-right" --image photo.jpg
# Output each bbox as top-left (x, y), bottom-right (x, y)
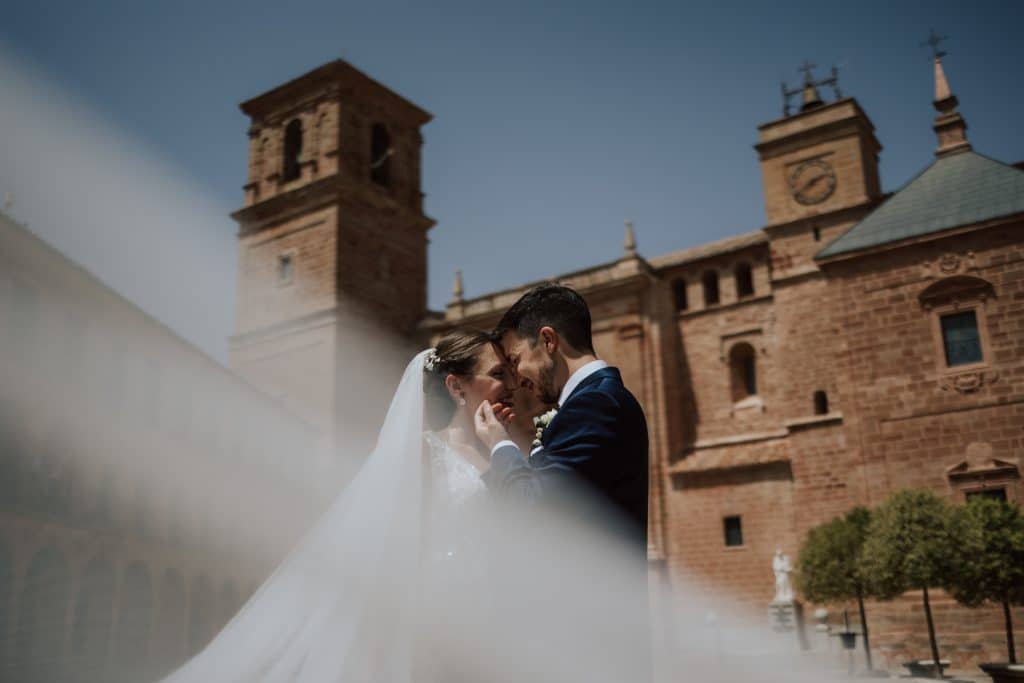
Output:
top-left (229, 60), bottom-right (434, 447)
top-left (754, 63), bottom-right (882, 279)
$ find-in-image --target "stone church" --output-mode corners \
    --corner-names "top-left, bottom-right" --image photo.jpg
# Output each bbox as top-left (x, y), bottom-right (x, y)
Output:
top-left (0, 50), bottom-right (1022, 678)
top-left (226, 55), bottom-right (1023, 670)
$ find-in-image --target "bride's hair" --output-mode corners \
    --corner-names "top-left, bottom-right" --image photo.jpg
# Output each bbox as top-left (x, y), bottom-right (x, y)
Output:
top-left (423, 329), bottom-right (494, 430)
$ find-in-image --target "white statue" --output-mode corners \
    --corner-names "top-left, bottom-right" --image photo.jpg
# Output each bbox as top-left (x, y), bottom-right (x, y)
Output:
top-left (772, 549), bottom-right (794, 604)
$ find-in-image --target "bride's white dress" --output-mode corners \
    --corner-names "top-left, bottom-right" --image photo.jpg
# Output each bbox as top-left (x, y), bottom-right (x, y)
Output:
top-left (160, 350), bottom-right (649, 683)
top-left (161, 350), bottom-right (487, 683)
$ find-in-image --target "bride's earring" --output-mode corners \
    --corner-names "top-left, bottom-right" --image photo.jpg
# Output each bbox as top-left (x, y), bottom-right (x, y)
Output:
top-left (459, 393), bottom-right (467, 407)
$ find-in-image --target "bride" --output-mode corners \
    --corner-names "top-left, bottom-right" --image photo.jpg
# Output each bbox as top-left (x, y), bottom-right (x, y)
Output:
top-left (160, 329), bottom-right (528, 682)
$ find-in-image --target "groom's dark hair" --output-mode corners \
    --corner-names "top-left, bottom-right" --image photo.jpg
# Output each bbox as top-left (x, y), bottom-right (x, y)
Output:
top-left (495, 283), bottom-right (595, 353)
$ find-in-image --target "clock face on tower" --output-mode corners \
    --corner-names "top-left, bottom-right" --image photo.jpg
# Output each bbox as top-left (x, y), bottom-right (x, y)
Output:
top-left (789, 159), bottom-right (837, 205)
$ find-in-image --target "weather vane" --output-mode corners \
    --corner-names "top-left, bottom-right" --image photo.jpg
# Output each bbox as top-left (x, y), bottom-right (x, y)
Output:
top-left (921, 29), bottom-right (949, 60)
top-left (781, 61), bottom-right (842, 117)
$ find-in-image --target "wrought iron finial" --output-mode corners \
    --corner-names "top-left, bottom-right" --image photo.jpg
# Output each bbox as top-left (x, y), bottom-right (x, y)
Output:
top-left (781, 61), bottom-right (842, 116)
top-left (921, 29), bottom-right (948, 60)
top-left (798, 60), bottom-right (818, 84)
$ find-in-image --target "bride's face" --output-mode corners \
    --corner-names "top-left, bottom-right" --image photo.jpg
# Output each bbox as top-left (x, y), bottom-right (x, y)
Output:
top-left (454, 343), bottom-right (516, 414)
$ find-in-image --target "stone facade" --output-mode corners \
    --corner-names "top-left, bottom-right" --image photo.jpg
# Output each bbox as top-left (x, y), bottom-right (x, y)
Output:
top-left (1, 54), bottom-right (1021, 679)
top-left (224, 59), bottom-right (1023, 674)
top-left (421, 67), bottom-right (1024, 672)
top-left (0, 211), bottom-right (328, 680)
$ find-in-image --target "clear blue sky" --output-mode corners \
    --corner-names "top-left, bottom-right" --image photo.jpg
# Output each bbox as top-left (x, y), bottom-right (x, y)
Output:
top-left (2, 0), bottom-right (1021, 361)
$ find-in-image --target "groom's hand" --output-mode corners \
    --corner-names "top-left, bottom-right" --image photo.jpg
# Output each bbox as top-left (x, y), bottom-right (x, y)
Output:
top-left (474, 400), bottom-right (513, 451)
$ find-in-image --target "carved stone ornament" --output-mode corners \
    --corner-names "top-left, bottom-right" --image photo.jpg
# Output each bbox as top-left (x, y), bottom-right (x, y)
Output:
top-left (923, 250), bottom-right (976, 279)
top-left (940, 369), bottom-right (998, 394)
top-left (939, 253), bottom-right (961, 274)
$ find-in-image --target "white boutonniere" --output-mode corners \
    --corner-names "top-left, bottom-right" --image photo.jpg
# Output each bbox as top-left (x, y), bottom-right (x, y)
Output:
top-left (532, 408), bottom-right (558, 449)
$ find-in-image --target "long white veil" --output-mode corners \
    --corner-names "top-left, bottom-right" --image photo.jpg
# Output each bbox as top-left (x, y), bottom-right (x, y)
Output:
top-left (161, 350), bottom-right (430, 682)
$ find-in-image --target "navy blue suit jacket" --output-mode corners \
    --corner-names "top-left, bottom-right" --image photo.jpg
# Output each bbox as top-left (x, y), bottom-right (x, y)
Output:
top-left (482, 366), bottom-right (649, 552)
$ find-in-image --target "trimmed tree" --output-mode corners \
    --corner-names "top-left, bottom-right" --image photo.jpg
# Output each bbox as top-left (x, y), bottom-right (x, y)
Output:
top-left (947, 496), bottom-right (1024, 664)
top-left (797, 507), bottom-right (876, 670)
top-left (859, 489), bottom-right (981, 679)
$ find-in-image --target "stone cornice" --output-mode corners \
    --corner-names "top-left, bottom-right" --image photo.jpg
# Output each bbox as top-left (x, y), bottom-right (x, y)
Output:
top-left (442, 256), bottom-right (654, 326)
top-left (239, 59), bottom-right (432, 127)
top-left (232, 176), bottom-right (435, 236)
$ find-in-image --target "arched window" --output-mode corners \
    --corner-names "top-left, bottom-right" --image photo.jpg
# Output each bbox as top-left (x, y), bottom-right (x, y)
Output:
top-left (281, 119), bottom-right (303, 182)
top-left (735, 262), bottom-right (754, 298)
top-left (671, 278), bottom-right (688, 312)
top-left (702, 270), bottom-right (720, 307)
top-left (16, 548), bottom-right (71, 680)
top-left (71, 557), bottom-right (115, 678)
top-left (370, 124), bottom-right (392, 186)
top-left (153, 570), bottom-right (185, 676)
top-left (188, 575), bottom-right (216, 655)
top-left (729, 343), bottom-right (757, 402)
top-left (116, 562), bottom-right (153, 678)
top-left (813, 390), bottom-right (829, 415)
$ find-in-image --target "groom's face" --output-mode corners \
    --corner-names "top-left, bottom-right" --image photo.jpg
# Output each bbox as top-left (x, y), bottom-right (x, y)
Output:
top-left (501, 331), bottom-right (560, 405)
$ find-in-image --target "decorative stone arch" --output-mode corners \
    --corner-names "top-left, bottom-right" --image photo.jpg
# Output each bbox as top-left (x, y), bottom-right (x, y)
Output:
top-left (187, 574), bottom-right (216, 655)
top-left (219, 578), bottom-right (240, 629)
top-left (16, 547), bottom-right (71, 680)
top-left (918, 274), bottom-right (995, 310)
top-left (70, 556), bottom-right (115, 677)
top-left (946, 442), bottom-right (1021, 504)
top-left (154, 569), bottom-right (186, 675)
top-left (116, 561), bottom-right (154, 677)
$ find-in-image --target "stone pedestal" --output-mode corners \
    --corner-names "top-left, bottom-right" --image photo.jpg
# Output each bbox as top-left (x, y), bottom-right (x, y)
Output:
top-left (769, 600), bottom-right (809, 650)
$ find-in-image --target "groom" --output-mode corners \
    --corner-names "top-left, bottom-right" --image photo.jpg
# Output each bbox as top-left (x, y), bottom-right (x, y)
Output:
top-left (474, 283), bottom-right (649, 554)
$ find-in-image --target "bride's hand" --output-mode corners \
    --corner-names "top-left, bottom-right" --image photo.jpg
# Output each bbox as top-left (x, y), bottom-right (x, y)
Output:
top-left (473, 400), bottom-right (514, 451)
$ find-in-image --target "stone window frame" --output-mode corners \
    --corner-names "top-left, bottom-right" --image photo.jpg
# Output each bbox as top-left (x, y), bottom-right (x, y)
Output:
top-left (734, 261), bottom-right (755, 299)
top-left (720, 330), bottom-right (766, 415)
top-left (948, 462), bottom-right (1020, 505)
top-left (276, 248), bottom-right (297, 289)
top-left (702, 269), bottom-right (720, 307)
top-left (920, 276), bottom-right (995, 381)
top-left (671, 277), bottom-right (688, 312)
top-left (723, 515), bottom-right (745, 548)
top-left (281, 118), bottom-right (304, 183)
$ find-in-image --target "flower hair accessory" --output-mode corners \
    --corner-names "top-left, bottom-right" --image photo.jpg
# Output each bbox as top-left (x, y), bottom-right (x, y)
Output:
top-left (423, 349), bottom-right (441, 373)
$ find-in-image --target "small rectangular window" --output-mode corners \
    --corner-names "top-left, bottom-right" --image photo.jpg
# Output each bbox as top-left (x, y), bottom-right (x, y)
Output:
top-left (724, 516), bottom-right (743, 547)
top-left (277, 253), bottom-right (294, 286)
top-left (966, 488), bottom-right (1007, 503)
top-left (940, 310), bottom-right (982, 366)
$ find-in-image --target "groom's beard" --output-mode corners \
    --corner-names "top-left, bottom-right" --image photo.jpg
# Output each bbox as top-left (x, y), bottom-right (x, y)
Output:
top-left (537, 361), bottom-right (560, 405)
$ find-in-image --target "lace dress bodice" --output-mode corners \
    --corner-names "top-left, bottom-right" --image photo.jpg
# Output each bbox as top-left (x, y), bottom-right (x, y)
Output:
top-left (423, 432), bottom-right (488, 566)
